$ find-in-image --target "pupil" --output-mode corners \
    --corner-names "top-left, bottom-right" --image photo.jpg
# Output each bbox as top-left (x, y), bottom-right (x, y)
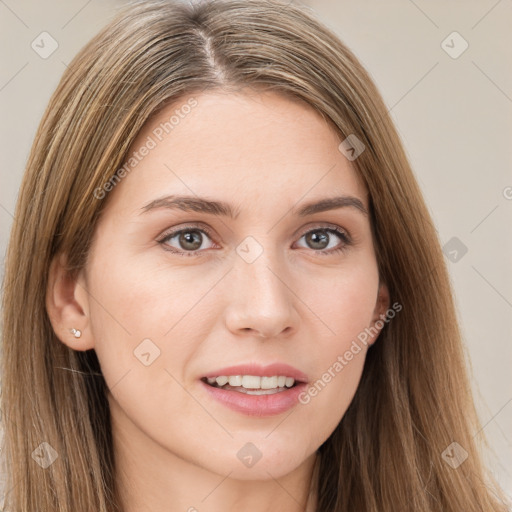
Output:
top-left (180, 230), bottom-right (202, 250)
top-left (307, 230), bottom-right (328, 249)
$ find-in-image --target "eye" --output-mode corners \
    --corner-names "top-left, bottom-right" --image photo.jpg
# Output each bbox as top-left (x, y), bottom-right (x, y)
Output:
top-left (157, 223), bottom-right (352, 257)
top-left (157, 224), bottom-right (217, 257)
top-left (294, 226), bottom-right (352, 255)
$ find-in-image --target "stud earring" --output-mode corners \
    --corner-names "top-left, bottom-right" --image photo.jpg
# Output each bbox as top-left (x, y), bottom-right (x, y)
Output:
top-left (70, 328), bottom-right (82, 339)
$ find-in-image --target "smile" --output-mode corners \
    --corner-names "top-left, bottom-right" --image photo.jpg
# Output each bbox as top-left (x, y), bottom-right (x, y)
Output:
top-left (203, 374), bottom-right (297, 394)
top-left (199, 364), bottom-right (308, 416)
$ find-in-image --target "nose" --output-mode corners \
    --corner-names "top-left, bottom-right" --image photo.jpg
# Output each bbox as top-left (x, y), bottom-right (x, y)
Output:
top-left (223, 249), bottom-right (300, 339)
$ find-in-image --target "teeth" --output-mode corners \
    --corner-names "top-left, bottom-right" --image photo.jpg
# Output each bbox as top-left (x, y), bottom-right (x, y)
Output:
top-left (230, 387), bottom-right (286, 395)
top-left (228, 375), bottom-right (242, 386)
top-left (285, 377), bottom-right (294, 388)
top-left (242, 375), bottom-right (261, 389)
top-left (261, 376), bottom-right (278, 389)
top-left (215, 376), bottom-right (229, 386)
top-left (205, 375), bottom-right (297, 390)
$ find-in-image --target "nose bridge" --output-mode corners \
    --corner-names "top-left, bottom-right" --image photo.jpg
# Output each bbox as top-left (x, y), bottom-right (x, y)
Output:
top-left (224, 236), bottom-right (298, 337)
top-left (239, 250), bottom-right (285, 304)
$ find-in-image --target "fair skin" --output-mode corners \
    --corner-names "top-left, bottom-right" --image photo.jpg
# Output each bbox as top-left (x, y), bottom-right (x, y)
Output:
top-left (47, 89), bottom-right (389, 512)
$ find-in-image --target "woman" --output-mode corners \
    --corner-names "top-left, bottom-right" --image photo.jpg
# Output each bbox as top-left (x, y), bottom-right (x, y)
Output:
top-left (1, 0), bottom-right (509, 510)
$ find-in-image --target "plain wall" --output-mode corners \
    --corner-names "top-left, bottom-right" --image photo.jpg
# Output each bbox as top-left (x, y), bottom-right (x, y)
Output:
top-left (1, 0), bottom-right (511, 502)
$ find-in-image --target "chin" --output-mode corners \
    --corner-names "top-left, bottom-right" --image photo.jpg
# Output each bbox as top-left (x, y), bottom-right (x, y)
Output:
top-left (209, 439), bottom-right (313, 481)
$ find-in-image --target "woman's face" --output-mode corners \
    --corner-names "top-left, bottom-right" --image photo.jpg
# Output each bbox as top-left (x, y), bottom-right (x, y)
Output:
top-left (74, 89), bottom-right (389, 480)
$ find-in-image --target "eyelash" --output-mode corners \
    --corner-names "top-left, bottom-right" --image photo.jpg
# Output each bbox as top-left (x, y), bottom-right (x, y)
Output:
top-left (157, 223), bottom-right (352, 258)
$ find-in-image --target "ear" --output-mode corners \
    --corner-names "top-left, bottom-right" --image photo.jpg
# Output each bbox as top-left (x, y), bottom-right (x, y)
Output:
top-left (367, 280), bottom-right (391, 346)
top-left (46, 253), bottom-right (94, 351)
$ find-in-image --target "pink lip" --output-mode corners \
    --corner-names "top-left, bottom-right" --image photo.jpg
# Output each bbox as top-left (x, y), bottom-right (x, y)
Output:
top-left (199, 363), bottom-right (308, 417)
top-left (202, 363), bottom-right (308, 382)
top-left (200, 380), bottom-right (308, 417)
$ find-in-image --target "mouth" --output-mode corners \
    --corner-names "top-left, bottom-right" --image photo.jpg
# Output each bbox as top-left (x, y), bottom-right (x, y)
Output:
top-left (199, 363), bottom-right (308, 416)
top-left (201, 374), bottom-right (300, 395)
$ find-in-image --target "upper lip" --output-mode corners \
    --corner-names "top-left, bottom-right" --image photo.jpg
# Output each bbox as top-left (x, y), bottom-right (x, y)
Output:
top-left (202, 363), bottom-right (308, 383)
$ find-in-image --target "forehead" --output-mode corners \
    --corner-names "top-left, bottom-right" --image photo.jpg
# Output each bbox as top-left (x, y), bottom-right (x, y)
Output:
top-left (103, 89), bottom-right (368, 216)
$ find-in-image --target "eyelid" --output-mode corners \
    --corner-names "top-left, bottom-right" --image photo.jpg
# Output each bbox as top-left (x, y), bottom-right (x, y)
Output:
top-left (157, 222), bottom-right (218, 250)
top-left (295, 221), bottom-right (351, 239)
top-left (157, 221), bottom-right (352, 256)
top-left (292, 224), bottom-right (352, 254)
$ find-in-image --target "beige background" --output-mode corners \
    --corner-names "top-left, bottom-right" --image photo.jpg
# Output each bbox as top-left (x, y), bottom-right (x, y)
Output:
top-left (1, 0), bottom-right (511, 501)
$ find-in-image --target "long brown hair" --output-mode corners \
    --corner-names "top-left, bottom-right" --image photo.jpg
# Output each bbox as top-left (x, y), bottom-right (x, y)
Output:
top-left (1, 0), bottom-right (509, 510)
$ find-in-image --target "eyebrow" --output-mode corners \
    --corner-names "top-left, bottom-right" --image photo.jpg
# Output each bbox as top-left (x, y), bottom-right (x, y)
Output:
top-left (140, 194), bottom-right (368, 218)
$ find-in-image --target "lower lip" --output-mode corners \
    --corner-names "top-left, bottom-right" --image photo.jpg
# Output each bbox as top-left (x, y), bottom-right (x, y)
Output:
top-left (199, 380), bottom-right (307, 417)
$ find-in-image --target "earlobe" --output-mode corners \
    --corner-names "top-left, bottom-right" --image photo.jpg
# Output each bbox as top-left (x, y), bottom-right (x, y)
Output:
top-left (46, 253), bottom-right (94, 351)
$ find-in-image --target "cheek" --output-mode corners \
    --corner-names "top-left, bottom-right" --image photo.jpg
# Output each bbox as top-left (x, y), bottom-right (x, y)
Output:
top-left (295, 320), bottom-right (372, 446)
top-left (300, 253), bottom-right (379, 346)
top-left (84, 238), bottom-right (226, 418)
top-left (86, 240), bottom-right (214, 351)
top-left (295, 351), bottom-right (367, 448)
top-left (84, 246), bottom-right (193, 395)
top-left (292, 259), bottom-right (378, 435)
top-left (85, 253), bottom-right (210, 453)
